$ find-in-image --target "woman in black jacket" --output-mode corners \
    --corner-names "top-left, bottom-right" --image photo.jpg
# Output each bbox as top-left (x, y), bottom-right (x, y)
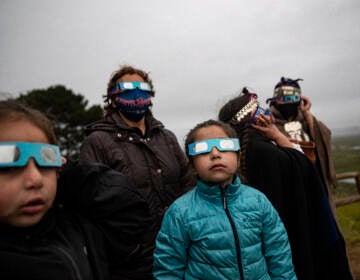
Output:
top-left (0, 100), bottom-right (151, 280)
top-left (79, 65), bottom-right (195, 279)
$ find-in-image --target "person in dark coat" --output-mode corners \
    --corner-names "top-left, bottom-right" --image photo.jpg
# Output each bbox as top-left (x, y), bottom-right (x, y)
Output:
top-left (79, 65), bottom-right (195, 279)
top-left (0, 100), bottom-right (151, 280)
top-left (218, 89), bottom-right (353, 280)
top-left (266, 77), bottom-right (338, 213)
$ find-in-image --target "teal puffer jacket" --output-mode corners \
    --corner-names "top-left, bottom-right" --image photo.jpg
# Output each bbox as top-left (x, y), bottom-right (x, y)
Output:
top-left (153, 177), bottom-right (296, 280)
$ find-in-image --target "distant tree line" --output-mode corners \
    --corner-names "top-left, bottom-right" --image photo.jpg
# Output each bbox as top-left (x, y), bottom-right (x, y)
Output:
top-left (9, 85), bottom-right (103, 159)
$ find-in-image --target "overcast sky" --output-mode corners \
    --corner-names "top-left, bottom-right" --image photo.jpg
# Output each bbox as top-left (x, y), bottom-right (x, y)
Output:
top-left (1, 0), bottom-right (359, 143)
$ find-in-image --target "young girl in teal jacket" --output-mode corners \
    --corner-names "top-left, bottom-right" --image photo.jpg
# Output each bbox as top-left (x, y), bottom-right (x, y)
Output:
top-left (153, 120), bottom-right (296, 279)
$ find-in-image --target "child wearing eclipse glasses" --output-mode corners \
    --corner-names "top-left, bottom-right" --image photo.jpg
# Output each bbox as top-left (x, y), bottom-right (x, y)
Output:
top-left (0, 100), bottom-right (151, 280)
top-left (153, 119), bottom-right (296, 279)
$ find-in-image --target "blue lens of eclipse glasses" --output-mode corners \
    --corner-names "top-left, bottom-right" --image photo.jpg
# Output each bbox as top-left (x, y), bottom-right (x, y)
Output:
top-left (188, 138), bottom-right (240, 156)
top-left (0, 142), bottom-right (62, 168)
top-left (278, 95), bottom-right (301, 103)
top-left (110, 82), bottom-right (152, 95)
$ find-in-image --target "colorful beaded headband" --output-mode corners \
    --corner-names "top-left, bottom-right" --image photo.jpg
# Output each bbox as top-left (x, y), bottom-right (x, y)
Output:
top-left (231, 98), bottom-right (259, 124)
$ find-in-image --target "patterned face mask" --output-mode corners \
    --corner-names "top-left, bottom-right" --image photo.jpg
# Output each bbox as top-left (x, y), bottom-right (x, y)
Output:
top-left (112, 89), bottom-right (152, 122)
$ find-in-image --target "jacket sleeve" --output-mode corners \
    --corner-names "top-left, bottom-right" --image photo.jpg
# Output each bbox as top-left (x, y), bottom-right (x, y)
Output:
top-left (57, 160), bottom-right (152, 257)
top-left (166, 130), bottom-right (196, 192)
top-left (153, 204), bottom-right (189, 279)
top-left (260, 194), bottom-right (297, 280)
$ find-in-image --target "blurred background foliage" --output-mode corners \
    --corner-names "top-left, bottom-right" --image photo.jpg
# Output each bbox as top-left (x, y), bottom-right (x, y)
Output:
top-left (15, 85), bottom-right (103, 160)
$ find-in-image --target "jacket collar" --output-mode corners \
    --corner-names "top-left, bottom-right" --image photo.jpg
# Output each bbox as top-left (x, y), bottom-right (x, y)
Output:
top-left (111, 112), bottom-right (163, 136)
top-left (84, 111), bottom-right (164, 137)
top-left (0, 210), bottom-right (57, 243)
top-left (196, 176), bottom-right (242, 202)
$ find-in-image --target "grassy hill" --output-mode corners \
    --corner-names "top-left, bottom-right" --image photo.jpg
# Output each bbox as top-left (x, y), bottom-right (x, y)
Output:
top-left (333, 134), bottom-right (360, 147)
top-left (332, 134), bottom-right (360, 278)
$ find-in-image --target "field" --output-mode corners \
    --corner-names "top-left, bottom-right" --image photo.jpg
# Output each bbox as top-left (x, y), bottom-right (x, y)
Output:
top-left (332, 134), bottom-right (360, 279)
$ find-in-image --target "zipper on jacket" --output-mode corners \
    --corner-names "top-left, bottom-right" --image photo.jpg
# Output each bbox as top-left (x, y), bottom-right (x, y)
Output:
top-left (221, 188), bottom-right (245, 280)
top-left (48, 244), bottom-right (84, 280)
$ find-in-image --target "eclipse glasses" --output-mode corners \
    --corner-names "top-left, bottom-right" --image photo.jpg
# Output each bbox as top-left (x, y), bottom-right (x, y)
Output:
top-left (266, 95), bottom-right (301, 104)
top-left (276, 95), bottom-right (301, 103)
top-left (110, 82), bottom-right (152, 95)
top-left (188, 138), bottom-right (240, 156)
top-left (268, 85), bottom-right (301, 104)
top-left (0, 142), bottom-right (62, 168)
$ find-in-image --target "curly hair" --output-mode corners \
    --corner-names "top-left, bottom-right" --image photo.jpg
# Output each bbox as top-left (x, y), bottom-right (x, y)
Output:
top-left (103, 65), bottom-right (155, 114)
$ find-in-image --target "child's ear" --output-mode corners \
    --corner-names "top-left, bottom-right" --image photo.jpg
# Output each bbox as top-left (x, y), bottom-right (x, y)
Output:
top-left (57, 157), bottom-right (68, 179)
top-left (61, 157), bottom-right (67, 166)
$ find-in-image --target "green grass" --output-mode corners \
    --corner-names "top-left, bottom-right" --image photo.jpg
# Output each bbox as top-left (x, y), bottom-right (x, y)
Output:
top-left (332, 135), bottom-right (360, 278)
top-left (337, 203), bottom-right (360, 243)
top-left (332, 134), bottom-right (360, 199)
top-left (332, 134), bottom-right (360, 147)
top-left (332, 134), bottom-right (360, 198)
top-left (335, 183), bottom-right (358, 198)
top-left (332, 135), bottom-right (360, 174)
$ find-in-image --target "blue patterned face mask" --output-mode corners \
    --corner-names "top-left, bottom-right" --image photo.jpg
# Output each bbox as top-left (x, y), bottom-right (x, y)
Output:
top-left (112, 89), bottom-right (152, 122)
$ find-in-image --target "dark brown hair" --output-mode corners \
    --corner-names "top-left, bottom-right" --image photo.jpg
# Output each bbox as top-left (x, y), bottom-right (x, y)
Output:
top-left (0, 100), bottom-right (57, 145)
top-left (104, 65), bottom-right (155, 114)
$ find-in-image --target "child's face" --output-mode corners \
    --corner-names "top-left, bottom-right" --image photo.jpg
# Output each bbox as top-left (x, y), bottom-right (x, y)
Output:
top-left (192, 125), bottom-right (239, 188)
top-left (0, 119), bottom-right (57, 227)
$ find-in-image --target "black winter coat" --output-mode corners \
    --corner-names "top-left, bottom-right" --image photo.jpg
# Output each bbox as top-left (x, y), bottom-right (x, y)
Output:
top-left (244, 130), bottom-right (353, 280)
top-left (0, 161), bottom-right (151, 280)
top-left (79, 112), bottom-right (195, 279)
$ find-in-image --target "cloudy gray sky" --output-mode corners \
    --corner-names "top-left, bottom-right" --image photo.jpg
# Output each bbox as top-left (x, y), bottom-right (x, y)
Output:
top-left (1, 0), bottom-right (359, 143)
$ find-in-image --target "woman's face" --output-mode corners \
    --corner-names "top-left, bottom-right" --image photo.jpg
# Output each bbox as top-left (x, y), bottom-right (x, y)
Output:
top-left (0, 119), bottom-right (57, 227)
top-left (114, 73), bottom-right (152, 123)
top-left (192, 125), bottom-right (239, 188)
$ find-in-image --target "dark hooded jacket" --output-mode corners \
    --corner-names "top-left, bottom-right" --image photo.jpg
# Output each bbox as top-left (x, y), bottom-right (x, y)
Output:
top-left (79, 112), bottom-right (195, 279)
top-left (0, 161), bottom-right (151, 280)
top-left (270, 106), bottom-right (337, 212)
top-left (243, 130), bottom-right (352, 280)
